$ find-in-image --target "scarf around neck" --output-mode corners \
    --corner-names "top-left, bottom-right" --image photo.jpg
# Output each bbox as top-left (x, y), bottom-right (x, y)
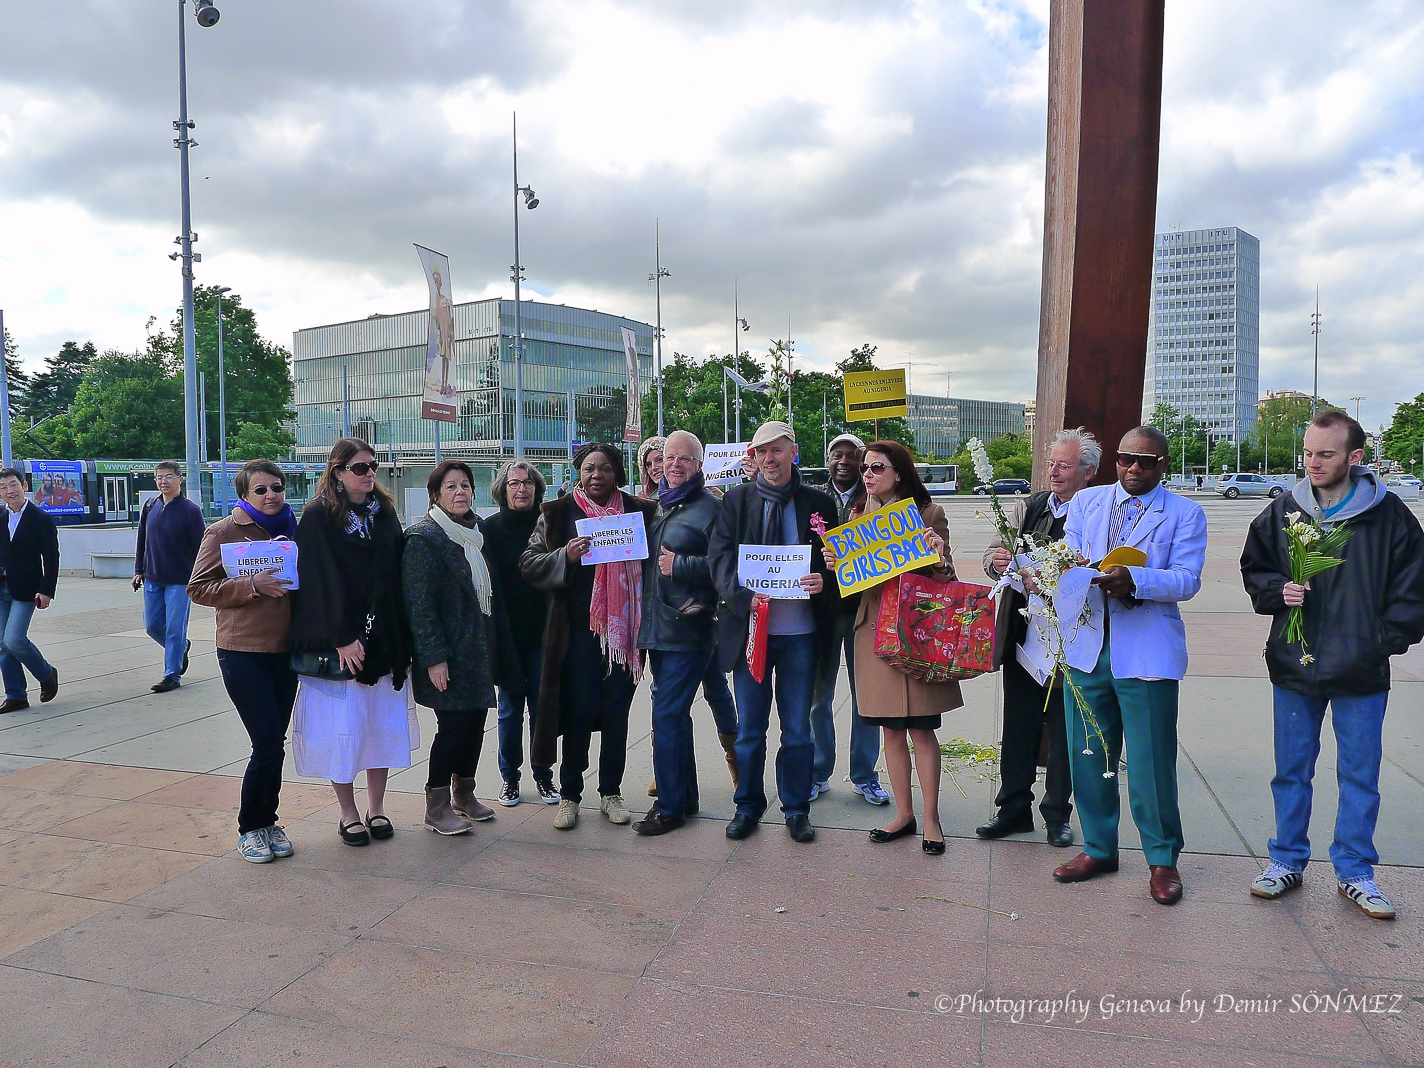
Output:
top-left (428, 507), bottom-right (493, 616)
top-left (755, 466), bottom-right (801, 545)
top-left (573, 487), bottom-right (643, 680)
top-left (237, 499), bottom-right (298, 540)
top-left (658, 471), bottom-right (704, 509)
top-left (344, 496), bottom-right (380, 539)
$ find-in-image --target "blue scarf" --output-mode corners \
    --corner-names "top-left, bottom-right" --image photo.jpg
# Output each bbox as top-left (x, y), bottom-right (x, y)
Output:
top-left (754, 467), bottom-right (801, 545)
top-left (658, 471), bottom-right (704, 509)
top-left (238, 499), bottom-right (298, 540)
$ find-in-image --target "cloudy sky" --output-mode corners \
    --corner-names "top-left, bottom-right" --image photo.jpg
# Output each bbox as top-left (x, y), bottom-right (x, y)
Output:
top-left (1, 0), bottom-right (1420, 432)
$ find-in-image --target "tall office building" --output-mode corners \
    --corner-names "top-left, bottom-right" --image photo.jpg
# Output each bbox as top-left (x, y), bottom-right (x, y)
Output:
top-left (1141, 226), bottom-right (1260, 443)
top-left (904, 394), bottom-right (1026, 458)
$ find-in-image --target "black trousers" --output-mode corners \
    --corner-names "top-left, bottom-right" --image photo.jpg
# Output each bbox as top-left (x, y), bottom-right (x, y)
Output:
top-left (559, 626), bottom-right (634, 803)
top-left (993, 654), bottom-right (1073, 825)
top-left (219, 649), bottom-right (299, 835)
top-left (427, 708), bottom-right (489, 791)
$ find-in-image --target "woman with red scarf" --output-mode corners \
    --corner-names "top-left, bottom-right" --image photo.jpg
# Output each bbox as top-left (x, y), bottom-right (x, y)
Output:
top-left (520, 443), bottom-right (657, 831)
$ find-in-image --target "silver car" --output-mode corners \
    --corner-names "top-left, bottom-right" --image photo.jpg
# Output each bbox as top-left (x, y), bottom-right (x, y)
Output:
top-left (1217, 473), bottom-right (1284, 499)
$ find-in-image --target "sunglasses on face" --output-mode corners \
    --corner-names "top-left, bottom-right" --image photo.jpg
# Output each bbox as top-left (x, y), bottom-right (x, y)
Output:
top-left (1116, 452), bottom-right (1163, 471)
top-left (342, 461), bottom-right (379, 476)
top-left (860, 461), bottom-right (892, 475)
top-left (249, 484), bottom-right (285, 496)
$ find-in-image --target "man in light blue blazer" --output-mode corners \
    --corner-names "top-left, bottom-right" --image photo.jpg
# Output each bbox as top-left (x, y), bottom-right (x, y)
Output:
top-left (1052, 426), bottom-right (1206, 905)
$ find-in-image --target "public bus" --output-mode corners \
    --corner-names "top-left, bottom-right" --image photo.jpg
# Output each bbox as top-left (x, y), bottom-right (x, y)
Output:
top-left (917, 463), bottom-right (959, 496)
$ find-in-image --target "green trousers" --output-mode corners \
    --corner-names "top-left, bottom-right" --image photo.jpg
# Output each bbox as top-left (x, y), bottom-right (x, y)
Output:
top-left (1066, 643), bottom-right (1184, 867)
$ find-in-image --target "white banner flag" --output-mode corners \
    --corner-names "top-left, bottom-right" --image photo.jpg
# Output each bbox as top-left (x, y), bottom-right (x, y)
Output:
top-left (415, 244), bottom-right (457, 423)
top-left (621, 326), bottom-right (641, 443)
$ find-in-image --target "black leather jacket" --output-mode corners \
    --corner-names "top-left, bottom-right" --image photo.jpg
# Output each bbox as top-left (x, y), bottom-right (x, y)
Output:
top-left (638, 487), bottom-right (723, 652)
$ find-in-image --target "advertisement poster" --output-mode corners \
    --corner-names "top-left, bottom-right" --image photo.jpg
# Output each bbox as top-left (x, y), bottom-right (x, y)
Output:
top-left (574, 512), bottom-right (649, 564)
top-left (621, 325), bottom-right (641, 443)
top-left (415, 243), bottom-right (457, 423)
top-left (29, 460), bottom-right (86, 515)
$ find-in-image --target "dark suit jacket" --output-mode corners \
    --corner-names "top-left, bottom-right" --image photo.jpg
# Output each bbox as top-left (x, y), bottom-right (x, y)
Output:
top-left (0, 503), bottom-right (59, 602)
top-left (708, 479), bottom-right (840, 673)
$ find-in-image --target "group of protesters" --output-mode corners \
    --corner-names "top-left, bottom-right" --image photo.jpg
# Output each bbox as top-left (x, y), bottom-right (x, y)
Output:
top-left (2, 405), bottom-right (1417, 920)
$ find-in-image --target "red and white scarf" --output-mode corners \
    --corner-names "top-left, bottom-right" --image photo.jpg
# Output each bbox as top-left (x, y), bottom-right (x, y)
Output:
top-left (573, 488), bottom-right (643, 681)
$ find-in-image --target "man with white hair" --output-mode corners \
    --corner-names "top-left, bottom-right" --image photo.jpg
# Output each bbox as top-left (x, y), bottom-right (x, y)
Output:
top-left (633, 431), bottom-right (725, 835)
top-left (978, 427), bottom-right (1101, 848)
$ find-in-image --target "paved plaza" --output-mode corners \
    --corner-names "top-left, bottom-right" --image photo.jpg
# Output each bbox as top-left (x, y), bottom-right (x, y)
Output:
top-left (0, 495), bottom-right (1420, 1066)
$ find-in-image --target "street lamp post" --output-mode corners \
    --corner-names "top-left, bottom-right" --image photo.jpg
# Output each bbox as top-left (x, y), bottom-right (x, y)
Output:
top-left (216, 285), bottom-right (230, 514)
top-left (510, 113), bottom-right (538, 459)
top-left (649, 222), bottom-right (670, 437)
top-left (0, 309), bottom-right (11, 468)
top-left (1310, 288), bottom-right (1321, 415)
top-left (726, 280), bottom-right (747, 444)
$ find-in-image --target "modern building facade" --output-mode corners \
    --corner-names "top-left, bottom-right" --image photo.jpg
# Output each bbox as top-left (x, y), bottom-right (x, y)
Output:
top-left (905, 394), bottom-right (1026, 457)
top-left (1142, 226), bottom-right (1261, 443)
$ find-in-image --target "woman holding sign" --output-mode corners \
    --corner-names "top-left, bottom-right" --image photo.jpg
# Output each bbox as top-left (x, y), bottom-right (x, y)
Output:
top-left (521, 443), bottom-right (657, 831)
top-left (188, 459), bottom-right (301, 864)
top-left (290, 439), bottom-right (414, 847)
top-left (824, 440), bottom-right (959, 855)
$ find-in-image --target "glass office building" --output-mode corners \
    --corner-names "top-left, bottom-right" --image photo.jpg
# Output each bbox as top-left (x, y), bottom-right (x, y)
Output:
top-left (1142, 226), bottom-right (1261, 442)
top-left (906, 394), bottom-right (1026, 457)
top-left (293, 299), bottom-right (655, 465)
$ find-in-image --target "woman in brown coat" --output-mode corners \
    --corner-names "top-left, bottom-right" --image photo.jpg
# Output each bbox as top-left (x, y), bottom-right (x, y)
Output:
top-left (825, 440), bottom-right (959, 855)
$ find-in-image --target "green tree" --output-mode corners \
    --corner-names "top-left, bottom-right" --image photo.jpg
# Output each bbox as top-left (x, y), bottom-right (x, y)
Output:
top-left (21, 339), bottom-right (94, 423)
top-left (1252, 394), bottom-right (1340, 474)
top-left (1, 327), bottom-right (31, 421)
top-left (1382, 393), bottom-right (1424, 475)
top-left (67, 350), bottom-right (184, 459)
top-left (942, 433), bottom-right (1033, 490)
top-left (227, 421), bottom-right (295, 461)
top-left (639, 350), bottom-right (771, 448)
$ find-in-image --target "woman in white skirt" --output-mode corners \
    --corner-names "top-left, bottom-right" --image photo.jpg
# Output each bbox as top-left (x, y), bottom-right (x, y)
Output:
top-left (290, 437), bottom-right (415, 846)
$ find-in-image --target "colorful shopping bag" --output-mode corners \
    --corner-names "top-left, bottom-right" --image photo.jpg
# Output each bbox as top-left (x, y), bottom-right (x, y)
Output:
top-left (874, 574), bottom-right (996, 682)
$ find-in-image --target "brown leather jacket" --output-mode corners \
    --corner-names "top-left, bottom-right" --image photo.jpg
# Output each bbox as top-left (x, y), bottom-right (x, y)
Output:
top-left (187, 508), bottom-right (293, 653)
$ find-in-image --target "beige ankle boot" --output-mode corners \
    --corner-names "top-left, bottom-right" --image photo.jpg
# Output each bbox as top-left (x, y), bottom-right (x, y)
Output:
top-left (451, 775), bottom-right (494, 822)
top-left (425, 787), bottom-right (472, 835)
top-left (719, 733), bottom-right (740, 787)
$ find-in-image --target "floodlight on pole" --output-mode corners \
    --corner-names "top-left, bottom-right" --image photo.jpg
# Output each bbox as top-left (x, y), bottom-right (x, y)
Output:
top-left (216, 285), bottom-right (231, 515)
top-left (511, 112), bottom-right (539, 459)
top-left (1310, 288), bottom-right (1321, 415)
top-left (648, 221), bottom-right (670, 437)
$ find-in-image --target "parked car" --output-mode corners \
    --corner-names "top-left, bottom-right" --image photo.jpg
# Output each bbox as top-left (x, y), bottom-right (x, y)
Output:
top-left (1386, 475), bottom-right (1422, 488)
top-left (973, 478), bottom-right (1031, 496)
top-left (1216, 473), bottom-right (1283, 499)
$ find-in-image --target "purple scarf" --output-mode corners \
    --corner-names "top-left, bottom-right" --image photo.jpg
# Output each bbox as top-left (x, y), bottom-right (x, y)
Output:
top-left (658, 471), bottom-right (705, 509)
top-left (238, 499), bottom-right (298, 540)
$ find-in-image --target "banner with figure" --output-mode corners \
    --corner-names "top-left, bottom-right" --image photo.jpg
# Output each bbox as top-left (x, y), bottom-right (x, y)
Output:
top-left (415, 244), bottom-right (457, 423)
top-left (621, 326), bottom-right (641, 443)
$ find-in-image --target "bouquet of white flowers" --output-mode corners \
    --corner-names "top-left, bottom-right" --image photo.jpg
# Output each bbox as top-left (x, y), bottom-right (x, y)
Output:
top-left (1283, 513), bottom-right (1352, 665)
top-left (967, 437), bottom-right (1019, 553)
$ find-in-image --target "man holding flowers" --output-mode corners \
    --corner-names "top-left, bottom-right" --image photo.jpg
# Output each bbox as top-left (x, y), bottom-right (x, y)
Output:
top-left (1241, 410), bottom-right (1424, 919)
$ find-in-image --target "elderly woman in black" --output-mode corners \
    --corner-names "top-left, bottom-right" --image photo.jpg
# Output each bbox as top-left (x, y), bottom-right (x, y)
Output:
top-left (521, 443), bottom-right (656, 831)
top-left (403, 460), bottom-right (524, 834)
top-left (290, 438), bottom-right (414, 846)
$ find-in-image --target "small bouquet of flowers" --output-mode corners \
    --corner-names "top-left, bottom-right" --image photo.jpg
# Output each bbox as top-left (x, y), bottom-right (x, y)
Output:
top-left (1282, 513), bottom-right (1352, 665)
top-left (967, 437), bottom-right (1020, 554)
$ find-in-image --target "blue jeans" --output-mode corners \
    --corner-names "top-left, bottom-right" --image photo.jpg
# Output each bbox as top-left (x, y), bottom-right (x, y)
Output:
top-left (1269, 686), bottom-right (1387, 883)
top-left (700, 657), bottom-right (738, 736)
top-left (143, 581), bottom-right (192, 680)
top-left (497, 647), bottom-right (550, 785)
top-left (809, 612), bottom-right (880, 786)
top-left (0, 587), bottom-right (53, 701)
top-left (218, 650), bottom-right (298, 835)
top-left (732, 632), bottom-right (817, 820)
top-left (650, 648), bottom-right (714, 818)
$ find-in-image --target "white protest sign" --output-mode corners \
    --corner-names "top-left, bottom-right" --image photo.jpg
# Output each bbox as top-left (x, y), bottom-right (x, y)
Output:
top-left (575, 511), bottom-right (649, 565)
top-left (738, 545), bottom-right (811, 599)
top-left (703, 442), bottom-right (751, 485)
top-left (220, 539), bottom-right (299, 589)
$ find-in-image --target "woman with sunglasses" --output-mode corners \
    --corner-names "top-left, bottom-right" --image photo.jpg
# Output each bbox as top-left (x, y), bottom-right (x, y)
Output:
top-left (290, 438), bottom-right (414, 846)
top-left (823, 440), bottom-right (960, 855)
top-left (188, 459), bottom-right (301, 864)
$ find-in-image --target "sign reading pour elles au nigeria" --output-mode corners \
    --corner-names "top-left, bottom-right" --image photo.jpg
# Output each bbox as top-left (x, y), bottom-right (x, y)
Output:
top-left (842, 368), bottom-right (908, 421)
top-left (824, 496), bottom-right (936, 596)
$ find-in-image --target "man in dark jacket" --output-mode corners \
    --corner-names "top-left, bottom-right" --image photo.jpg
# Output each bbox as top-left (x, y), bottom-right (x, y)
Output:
top-left (1241, 411), bottom-right (1424, 920)
top-left (133, 461), bottom-right (206, 693)
top-left (0, 467), bottom-right (60, 712)
top-left (634, 431), bottom-right (723, 836)
top-left (709, 420), bottom-right (839, 843)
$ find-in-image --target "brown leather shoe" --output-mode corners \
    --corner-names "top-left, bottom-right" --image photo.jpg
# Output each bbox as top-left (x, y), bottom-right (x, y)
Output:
top-left (1052, 852), bottom-right (1119, 883)
top-left (0, 698), bottom-right (28, 714)
top-left (39, 668), bottom-right (58, 704)
top-left (1150, 865), bottom-right (1183, 905)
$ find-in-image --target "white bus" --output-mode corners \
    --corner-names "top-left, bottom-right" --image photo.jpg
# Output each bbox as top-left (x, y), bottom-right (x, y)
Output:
top-left (917, 463), bottom-right (959, 496)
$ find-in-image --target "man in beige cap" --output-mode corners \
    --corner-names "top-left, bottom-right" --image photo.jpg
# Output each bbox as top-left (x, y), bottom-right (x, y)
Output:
top-left (709, 420), bottom-right (840, 843)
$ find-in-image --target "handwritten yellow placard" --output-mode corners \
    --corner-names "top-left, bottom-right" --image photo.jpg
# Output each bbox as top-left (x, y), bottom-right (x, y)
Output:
top-left (824, 496), bottom-right (937, 596)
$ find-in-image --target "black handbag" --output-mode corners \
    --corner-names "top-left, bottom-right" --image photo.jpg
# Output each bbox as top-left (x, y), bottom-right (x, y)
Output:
top-left (291, 596), bottom-right (379, 681)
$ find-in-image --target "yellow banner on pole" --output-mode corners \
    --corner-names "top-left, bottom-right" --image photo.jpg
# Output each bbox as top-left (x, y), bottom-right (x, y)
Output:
top-left (824, 496), bottom-right (937, 595)
top-left (842, 368), bottom-right (908, 421)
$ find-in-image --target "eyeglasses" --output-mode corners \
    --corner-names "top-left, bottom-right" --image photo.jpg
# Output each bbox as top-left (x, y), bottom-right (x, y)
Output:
top-left (1116, 452), bottom-right (1163, 471)
top-left (249, 484), bottom-right (285, 496)
top-left (664, 454), bottom-right (699, 466)
top-left (155, 473), bottom-right (180, 482)
top-left (506, 478), bottom-right (535, 490)
top-left (1047, 461), bottom-right (1082, 473)
top-left (860, 461), bottom-right (892, 475)
top-left (341, 461), bottom-right (379, 476)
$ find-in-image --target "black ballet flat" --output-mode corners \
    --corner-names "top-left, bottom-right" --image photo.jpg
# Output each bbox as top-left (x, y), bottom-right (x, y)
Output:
top-left (365, 812), bottom-right (394, 840)
top-left (868, 818), bottom-right (918, 844)
top-left (922, 836), bottom-right (946, 856)
top-left (339, 820), bottom-right (369, 846)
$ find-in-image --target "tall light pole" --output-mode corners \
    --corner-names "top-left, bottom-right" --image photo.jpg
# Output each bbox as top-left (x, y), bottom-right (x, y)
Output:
top-left (0, 309), bottom-right (11, 468)
top-left (649, 222), bottom-right (670, 437)
top-left (1310, 287), bottom-right (1321, 415)
top-left (785, 316), bottom-right (794, 428)
top-left (511, 113), bottom-right (538, 458)
top-left (216, 285), bottom-right (231, 514)
top-left (171, 0), bottom-right (220, 498)
top-left (726, 280), bottom-right (748, 443)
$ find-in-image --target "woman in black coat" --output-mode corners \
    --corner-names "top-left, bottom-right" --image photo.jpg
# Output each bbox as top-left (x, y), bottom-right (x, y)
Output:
top-left (290, 438), bottom-right (413, 847)
top-left (403, 460), bottom-right (524, 834)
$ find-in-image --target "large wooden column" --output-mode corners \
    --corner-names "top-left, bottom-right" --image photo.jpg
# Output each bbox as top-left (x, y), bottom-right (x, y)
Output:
top-left (1032, 0), bottom-right (1165, 487)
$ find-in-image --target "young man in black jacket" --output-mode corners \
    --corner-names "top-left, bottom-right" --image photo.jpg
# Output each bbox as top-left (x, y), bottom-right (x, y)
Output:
top-left (0, 468), bottom-right (60, 712)
top-left (708, 421), bottom-right (839, 843)
top-left (1241, 411), bottom-right (1424, 919)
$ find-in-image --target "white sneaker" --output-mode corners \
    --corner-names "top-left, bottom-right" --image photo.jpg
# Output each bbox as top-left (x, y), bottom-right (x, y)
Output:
top-left (1338, 878), bottom-right (1396, 920)
top-left (600, 794), bottom-right (631, 824)
top-left (1250, 862), bottom-right (1302, 899)
top-left (497, 782), bottom-right (521, 807)
top-left (553, 798), bottom-right (579, 830)
top-left (266, 825), bottom-right (294, 858)
top-left (809, 780), bottom-right (830, 802)
top-left (852, 781), bottom-right (891, 806)
top-left (239, 829), bottom-right (274, 864)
